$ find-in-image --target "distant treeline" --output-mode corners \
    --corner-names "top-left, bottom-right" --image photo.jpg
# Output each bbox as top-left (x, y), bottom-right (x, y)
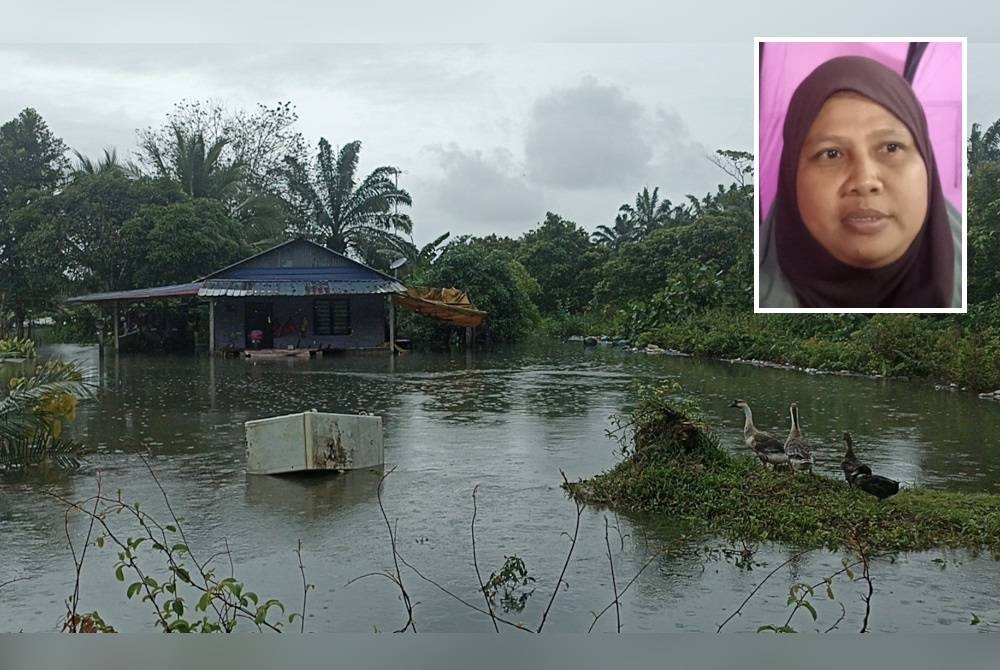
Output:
top-left (3, 101), bottom-right (1000, 389)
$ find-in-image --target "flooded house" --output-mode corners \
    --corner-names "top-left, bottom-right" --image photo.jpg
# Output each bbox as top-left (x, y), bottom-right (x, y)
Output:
top-left (67, 238), bottom-right (484, 355)
top-left (68, 239), bottom-right (403, 355)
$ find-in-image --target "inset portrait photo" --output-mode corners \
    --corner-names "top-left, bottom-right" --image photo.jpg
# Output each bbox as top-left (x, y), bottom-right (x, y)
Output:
top-left (755, 39), bottom-right (966, 312)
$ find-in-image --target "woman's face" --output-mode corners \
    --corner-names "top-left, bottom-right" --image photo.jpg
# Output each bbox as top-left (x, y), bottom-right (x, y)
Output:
top-left (795, 91), bottom-right (928, 269)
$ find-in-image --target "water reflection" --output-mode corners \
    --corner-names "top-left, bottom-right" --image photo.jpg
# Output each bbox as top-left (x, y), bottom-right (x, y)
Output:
top-left (2, 341), bottom-right (1000, 632)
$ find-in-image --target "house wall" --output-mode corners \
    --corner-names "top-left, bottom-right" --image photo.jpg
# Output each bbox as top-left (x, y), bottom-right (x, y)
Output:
top-left (210, 294), bottom-right (387, 351)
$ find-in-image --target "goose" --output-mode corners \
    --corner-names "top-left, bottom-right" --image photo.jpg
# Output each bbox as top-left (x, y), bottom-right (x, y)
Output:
top-left (841, 432), bottom-right (862, 486)
top-left (850, 465), bottom-right (900, 500)
top-left (729, 399), bottom-right (789, 468)
top-left (783, 402), bottom-right (813, 473)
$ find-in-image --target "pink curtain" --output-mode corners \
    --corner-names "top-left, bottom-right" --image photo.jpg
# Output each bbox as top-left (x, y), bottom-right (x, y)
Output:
top-left (759, 41), bottom-right (963, 220)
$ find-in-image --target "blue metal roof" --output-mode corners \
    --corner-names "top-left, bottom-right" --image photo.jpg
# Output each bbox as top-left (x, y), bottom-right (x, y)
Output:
top-left (66, 283), bottom-right (203, 303)
top-left (219, 266), bottom-right (387, 281)
top-left (197, 279), bottom-right (405, 297)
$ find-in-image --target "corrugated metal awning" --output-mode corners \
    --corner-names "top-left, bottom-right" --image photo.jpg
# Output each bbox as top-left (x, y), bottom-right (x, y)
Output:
top-left (197, 279), bottom-right (406, 297)
top-left (66, 283), bottom-right (204, 303)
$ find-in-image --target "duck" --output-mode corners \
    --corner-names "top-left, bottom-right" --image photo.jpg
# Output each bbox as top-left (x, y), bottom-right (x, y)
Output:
top-left (783, 402), bottom-right (813, 473)
top-left (841, 432), bottom-right (862, 486)
top-left (850, 465), bottom-right (900, 500)
top-left (729, 399), bottom-right (789, 468)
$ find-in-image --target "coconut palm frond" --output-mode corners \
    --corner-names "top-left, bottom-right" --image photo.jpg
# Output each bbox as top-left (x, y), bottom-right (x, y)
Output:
top-left (0, 360), bottom-right (95, 443)
top-left (0, 426), bottom-right (86, 471)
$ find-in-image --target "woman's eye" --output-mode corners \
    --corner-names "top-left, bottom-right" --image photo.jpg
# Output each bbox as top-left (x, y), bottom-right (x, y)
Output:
top-left (817, 148), bottom-right (841, 160)
top-left (884, 142), bottom-right (903, 153)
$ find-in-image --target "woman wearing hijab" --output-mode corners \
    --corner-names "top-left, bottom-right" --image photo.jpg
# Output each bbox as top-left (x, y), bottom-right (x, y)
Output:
top-left (759, 56), bottom-right (962, 308)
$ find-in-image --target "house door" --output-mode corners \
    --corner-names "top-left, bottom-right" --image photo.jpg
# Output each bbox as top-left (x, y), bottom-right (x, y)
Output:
top-left (244, 302), bottom-right (274, 349)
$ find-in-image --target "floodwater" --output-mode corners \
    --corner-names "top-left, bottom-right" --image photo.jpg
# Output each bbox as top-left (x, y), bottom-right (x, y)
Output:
top-left (1, 341), bottom-right (999, 633)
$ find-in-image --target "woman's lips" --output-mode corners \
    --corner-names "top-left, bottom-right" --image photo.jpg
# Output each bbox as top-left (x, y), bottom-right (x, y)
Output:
top-left (841, 208), bottom-right (889, 233)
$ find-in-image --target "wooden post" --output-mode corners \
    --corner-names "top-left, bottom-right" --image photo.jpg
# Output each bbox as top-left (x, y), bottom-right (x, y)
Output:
top-left (388, 294), bottom-right (396, 355)
top-left (113, 301), bottom-right (120, 352)
top-left (465, 326), bottom-right (473, 350)
top-left (209, 299), bottom-right (216, 354)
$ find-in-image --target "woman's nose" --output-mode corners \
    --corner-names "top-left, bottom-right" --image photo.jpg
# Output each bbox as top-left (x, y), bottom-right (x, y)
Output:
top-left (845, 156), bottom-right (883, 195)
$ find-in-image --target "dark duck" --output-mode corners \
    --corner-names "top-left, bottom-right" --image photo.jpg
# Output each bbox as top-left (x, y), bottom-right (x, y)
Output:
top-left (841, 432), bottom-right (862, 486)
top-left (850, 465), bottom-right (901, 501)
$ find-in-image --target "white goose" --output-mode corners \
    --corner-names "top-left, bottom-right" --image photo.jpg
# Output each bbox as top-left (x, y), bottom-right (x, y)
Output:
top-left (783, 402), bottom-right (813, 473)
top-left (730, 399), bottom-right (789, 468)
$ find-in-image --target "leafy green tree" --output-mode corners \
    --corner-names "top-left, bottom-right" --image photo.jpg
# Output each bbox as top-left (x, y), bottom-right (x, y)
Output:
top-left (59, 172), bottom-right (185, 291)
top-left (412, 239), bottom-right (541, 346)
top-left (595, 181), bottom-right (753, 313)
top-left (517, 212), bottom-right (605, 314)
top-left (283, 139), bottom-right (412, 260)
top-left (968, 121), bottom-right (1000, 176)
top-left (126, 199), bottom-right (251, 286)
top-left (135, 101), bottom-right (303, 249)
top-left (136, 100), bottom-right (304, 196)
top-left (0, 108), bottom-right (69, 336)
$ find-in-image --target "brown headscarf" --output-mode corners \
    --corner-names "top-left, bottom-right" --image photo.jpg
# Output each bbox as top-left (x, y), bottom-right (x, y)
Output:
top-left (774, 55), bottom-right (954, 308)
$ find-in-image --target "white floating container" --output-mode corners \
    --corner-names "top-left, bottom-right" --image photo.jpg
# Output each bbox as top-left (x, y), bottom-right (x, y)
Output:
top-left (245, 411), bottom-right (384, 475)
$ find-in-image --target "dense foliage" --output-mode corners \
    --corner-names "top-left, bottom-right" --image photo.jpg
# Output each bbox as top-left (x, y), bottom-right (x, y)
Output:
top-left (4, 99), bottom-right (1000, 390)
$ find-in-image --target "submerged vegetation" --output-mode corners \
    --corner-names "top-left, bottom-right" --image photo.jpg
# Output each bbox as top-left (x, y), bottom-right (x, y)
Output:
top-left (567, 384), bottom-right (1000, 554)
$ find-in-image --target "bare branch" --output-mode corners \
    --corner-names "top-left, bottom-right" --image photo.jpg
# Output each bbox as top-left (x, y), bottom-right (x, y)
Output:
top-left (375, 466), bottom-right (416, 633)
top-left (604, 517), bottom-right (621, 633)
top-left (295, 539), bottom-right (310, 634)
top-left (536, 471), bottom-right (583, 633)
top-left (471, 485), bottom-right (500, 633)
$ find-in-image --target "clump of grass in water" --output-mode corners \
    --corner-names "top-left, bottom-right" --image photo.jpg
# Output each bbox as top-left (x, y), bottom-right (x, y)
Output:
top-left (566, 383), bottom-right (1000, 555)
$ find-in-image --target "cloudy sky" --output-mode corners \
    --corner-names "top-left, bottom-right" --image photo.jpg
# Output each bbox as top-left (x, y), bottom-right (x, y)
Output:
top-left (3, 41), bottom-right (1000, 246)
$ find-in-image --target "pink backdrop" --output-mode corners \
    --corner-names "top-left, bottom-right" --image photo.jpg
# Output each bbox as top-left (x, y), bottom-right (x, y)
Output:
top-left (759, 41), bottom-right (963, 220)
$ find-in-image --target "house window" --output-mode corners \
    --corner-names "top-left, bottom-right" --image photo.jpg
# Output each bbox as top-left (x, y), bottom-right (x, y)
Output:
top-left (313, 298), bottom-right (351, 335)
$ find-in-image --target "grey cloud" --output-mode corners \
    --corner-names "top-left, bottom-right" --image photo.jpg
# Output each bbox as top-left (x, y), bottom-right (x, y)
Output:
top-left (645, 108), bottom-right (723, 196)
top-left (525, 77), bottom-right (652, 189)
top-left (413, 144), bottom-right (545, 238)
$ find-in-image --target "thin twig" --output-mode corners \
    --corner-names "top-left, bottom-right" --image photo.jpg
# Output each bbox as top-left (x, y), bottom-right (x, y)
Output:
top-left (603, 517), bottom-right (621, 632)
top-left (588, 549), bottom-right (662, 633)
top-left (0, 576), bottom-right (30, 592)
top-left (294, 540), bottom-right (310, 633)
top-left (536, 471), bottom-right (583, 633)
top-left (64, 473), bottom-right (102, 630)
top-left (716, 549), bottom-right (812, 633)
top-left (612, 514), bottom-right (628, 553)
top-left (375, 466), bottom-right (416, 633)
top-left (471, 485), bottom-right (500, 633)
top-left (858, 547), bottom-right (873, 633)
top-left (780, 557), bottom-right (871, 632)
top-left (393, 553), bottom-right (533, 632)
top-left (824, 602), bottom-right (847, 634)
top-left (139, 454), bottom-right (230, 627)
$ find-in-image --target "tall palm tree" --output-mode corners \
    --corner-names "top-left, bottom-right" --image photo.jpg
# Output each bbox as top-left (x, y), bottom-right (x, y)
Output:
top-left (591, 213), bottom-right (639, 250)
top-left (617, 186), bottom-right (682, 235)
top-left (282, 139), bottom-right (412, 257)
top-left (71, 148), bottom-right (125, 177)
top-left (140, 125), bottom-right (245, 200)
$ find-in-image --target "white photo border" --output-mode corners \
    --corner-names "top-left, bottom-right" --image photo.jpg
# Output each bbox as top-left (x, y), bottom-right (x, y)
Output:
top-left (753, 36), bottom-right (968, 315)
